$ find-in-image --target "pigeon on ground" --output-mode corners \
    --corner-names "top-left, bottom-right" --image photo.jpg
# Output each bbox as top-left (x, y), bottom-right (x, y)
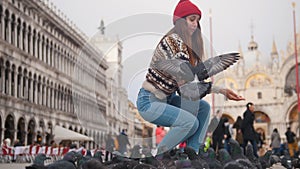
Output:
top-left (183, 146), bottom-right (210, 169)
top-left (81, 158), bottom-right (106, 169)
top-left (280, 150), bottom-right (293, 169)
top-left (141, 147), bottom-right (161, 168)
top-left (93, 150), bottom-right (104, 163)
top-left (245, 143), bottom-right (262, 169)
top-left (25, 153), bottom-right (50, 169)
top-left (258, 150), bottom-right (272, 169)
top-left (47, 151), bottom-right (81, 169)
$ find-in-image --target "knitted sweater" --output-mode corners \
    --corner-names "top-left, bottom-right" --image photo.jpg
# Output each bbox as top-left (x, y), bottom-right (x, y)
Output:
top-left (143, 33), bottom-right (191, 99)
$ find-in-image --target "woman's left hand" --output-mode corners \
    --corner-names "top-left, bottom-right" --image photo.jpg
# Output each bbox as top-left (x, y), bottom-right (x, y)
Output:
top-left (220, 88), bottom-right (245, 101)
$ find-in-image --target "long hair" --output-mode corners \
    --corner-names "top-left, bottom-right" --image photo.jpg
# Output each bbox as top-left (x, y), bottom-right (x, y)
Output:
top-left (165, 17), bottom-right (204, 65)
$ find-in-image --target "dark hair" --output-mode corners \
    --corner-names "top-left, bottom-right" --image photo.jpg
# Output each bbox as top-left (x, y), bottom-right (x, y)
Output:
top-left (246, 102), bottom-right (253, 109)
top-left (166, 17), bottom-right (204, 65)
top-left (273, 128), bottom-right (278, 133)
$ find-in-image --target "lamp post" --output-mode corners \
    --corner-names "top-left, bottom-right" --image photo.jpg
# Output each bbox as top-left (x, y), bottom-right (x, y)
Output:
top-left (292, 2), bottom-right (300, 137)
top-left (209, 9), bottom-right (215, 115)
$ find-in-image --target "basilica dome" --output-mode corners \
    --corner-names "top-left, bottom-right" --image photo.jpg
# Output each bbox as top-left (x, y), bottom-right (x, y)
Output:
top-left (242, 36), bottom-right (272, 70)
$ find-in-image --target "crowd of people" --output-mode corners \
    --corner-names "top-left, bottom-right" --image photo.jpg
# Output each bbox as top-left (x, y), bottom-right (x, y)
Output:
top-left (203, 102), bottom-right (300, 159)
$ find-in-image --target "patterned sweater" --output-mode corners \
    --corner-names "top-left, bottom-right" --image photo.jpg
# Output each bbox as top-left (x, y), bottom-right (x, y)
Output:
top-left (143, 33), bottom-right (191, 98)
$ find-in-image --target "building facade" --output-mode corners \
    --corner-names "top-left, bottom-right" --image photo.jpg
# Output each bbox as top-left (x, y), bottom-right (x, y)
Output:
top-left (206, 33), bottom-right (300, 142)
top-left (0, 0), bottom-right (108, 148)
top-left (90, 21), bottom-right (153, 146)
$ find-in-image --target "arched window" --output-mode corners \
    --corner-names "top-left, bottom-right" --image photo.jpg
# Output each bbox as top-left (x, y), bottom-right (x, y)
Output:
top-left (257, 92), bottom-right (262, 99)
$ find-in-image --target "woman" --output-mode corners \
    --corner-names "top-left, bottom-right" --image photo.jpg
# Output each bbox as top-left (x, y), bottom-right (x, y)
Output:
top-left (271, 128), bottom-right (281, 156)
top-left (233, 116), bottom-right (244, 146)
top-left (136, 0), bottom-right (244, 154)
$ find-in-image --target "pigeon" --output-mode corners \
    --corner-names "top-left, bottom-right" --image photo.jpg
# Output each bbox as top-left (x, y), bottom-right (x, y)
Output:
top-left (258, 150), bottom-right (272, 169)
top-left (228, 140), bottom-right (255, 168)
top-left (132, 163), bottom-right (158, 169)
top-left (93, 150), bottom-right (104, 163)
top-left (194, 52), bottom-right (240, 81)
top-left (229, 139), bottom-right (246, 160)
top-left (217, 148), bottom-right (232, 165)
top-left (178, 81), bottom-right (212, 101)
top-left (223, 161), bottom-right (245, 169)
top-left (280, 150), bottom-right (293, 169)
top-left (25, 153), bottom-right (50, 169)
top-left (152, 59), bottom-right (195, 82)
top-left (141, 147), bottom-right (161, 168)
top-left (153, 52), bottom-right (240, 82)
top-left (47, 151), bottom-right (82, 169)
top-left (81, 158), bottom-right (106, 169)
top-left (183, 146), bottom-right (210, 169)
top-left (206, 148), bottom-right (222, 169)
top-left (245, 143), bottom-right (262, 169)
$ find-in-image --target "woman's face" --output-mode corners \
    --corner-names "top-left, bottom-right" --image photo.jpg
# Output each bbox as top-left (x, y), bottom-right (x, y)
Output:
top-left (186, 14), bottom-right (200, 36)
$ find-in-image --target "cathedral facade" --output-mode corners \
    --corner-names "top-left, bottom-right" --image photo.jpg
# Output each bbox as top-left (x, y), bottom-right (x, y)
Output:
top-left (208, 34), bottom-right (300, 141)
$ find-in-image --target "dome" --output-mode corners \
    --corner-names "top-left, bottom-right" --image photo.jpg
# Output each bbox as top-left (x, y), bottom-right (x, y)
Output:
top-left (248, 35), bottom-right (258, 51)
top-left (242, 36), bottom-right (272, 70)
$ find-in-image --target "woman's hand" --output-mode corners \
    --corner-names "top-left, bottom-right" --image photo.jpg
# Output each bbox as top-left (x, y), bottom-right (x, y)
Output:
top-left (219, 88), bottom-right (245, 101)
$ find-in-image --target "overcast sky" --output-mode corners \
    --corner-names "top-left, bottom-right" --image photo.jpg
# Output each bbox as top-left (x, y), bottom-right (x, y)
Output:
top-left (49, 0), bottom-right (300, 103)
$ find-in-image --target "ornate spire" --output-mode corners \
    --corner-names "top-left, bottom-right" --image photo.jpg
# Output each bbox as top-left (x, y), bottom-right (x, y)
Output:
top-left (248, 21), bottom-right (258, 51)
top-left (238, 41), bottom-right (244, 59)
top-left (98, 19), bottom-right (105, 35)
top-left (271, 38), bottom-right (278, 56)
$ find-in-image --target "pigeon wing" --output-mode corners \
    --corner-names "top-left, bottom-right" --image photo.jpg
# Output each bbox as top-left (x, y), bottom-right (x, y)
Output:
top-left (197, 52), bottom-right (240, 81)
top-left (152, 59), bottom-right (194, 82)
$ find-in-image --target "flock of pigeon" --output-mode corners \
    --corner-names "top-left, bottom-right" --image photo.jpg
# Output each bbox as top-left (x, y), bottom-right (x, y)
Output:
top-left (25, 139), bottom-right (300, 169)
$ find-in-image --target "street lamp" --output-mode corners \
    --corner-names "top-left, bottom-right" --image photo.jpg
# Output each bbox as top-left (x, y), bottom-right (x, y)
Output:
top-left (209, 9), bottom-right (215, 115)
top-left (292, 2), bottom-right (300, 137)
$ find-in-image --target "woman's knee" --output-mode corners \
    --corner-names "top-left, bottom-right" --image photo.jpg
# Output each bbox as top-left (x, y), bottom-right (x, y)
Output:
top-left (184, 118), bottom-right (199, 134)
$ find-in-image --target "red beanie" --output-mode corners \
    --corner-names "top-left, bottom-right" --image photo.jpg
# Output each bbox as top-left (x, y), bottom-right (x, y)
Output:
top-left (173, 0), bottom-right (202, 24)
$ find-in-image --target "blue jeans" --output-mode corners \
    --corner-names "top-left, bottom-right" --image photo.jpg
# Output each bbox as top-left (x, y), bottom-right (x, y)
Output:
top-left (136, 88), bottom-right (210, 153)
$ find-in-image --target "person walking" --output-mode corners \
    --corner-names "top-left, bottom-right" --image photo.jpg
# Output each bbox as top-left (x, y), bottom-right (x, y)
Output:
top-left (232, 116), bottom-right (244, 146)
top-left (270, 128), bottom-right (281, 156)
top-left (105, 133), bottom-right (115, 161)
top-left (117, 129), bottom-right (131, 155)
top-left (136, 0), bottom-right (244, 155)
top-left (212, 117), bottom-right (227, 153)
top-left (241, 102), bottom-right (259, 157)
top-left (285, 127), bottom-right (298, 157)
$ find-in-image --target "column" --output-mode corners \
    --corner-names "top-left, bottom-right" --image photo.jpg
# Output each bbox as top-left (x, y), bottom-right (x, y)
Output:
top-left (19, 72), bottom-right (23, 98)
top-left (29, 77), bottom-right (33, 102)
top-left (0, 65), bottom-right (4, 94)
top-left (13, 69), bottom-right (17, 97)
top-left (0, 13), bottom-right (4, 39)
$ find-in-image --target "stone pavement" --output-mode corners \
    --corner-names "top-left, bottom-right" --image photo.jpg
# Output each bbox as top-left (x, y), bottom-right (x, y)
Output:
top-left (0, 163), bottom-right (28, 169)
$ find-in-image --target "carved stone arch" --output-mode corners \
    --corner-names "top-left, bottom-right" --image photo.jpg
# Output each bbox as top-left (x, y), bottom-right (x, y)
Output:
top-left (0, 4), bottom-right (3, 15)
top-left (4, 9), bottom-right (10, 42)
top-left (284, 65), bottom-right (300, 97)
top-left (0, 113), bottom-right (2, 142)
top-left (4, 114), bottom-right (15, 143)
top-left (36, 119), bottom-right (45, 144)
top-left (69, 125), bottom-right (73, 131)
top-left (46, 121), bottom-right (53, 145)
top-left (5, 60), bottom-right (10, 68)
top-left (27, 118), bottom-right (36, 145)
top-left (286, 102), bottom-right (298, 133)
top-left (245, 73), bottom-right (273, 89)
top-left (221, 113), bottom-right (235, 124)
top-left (17, 117), bottom-right (26, 145)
